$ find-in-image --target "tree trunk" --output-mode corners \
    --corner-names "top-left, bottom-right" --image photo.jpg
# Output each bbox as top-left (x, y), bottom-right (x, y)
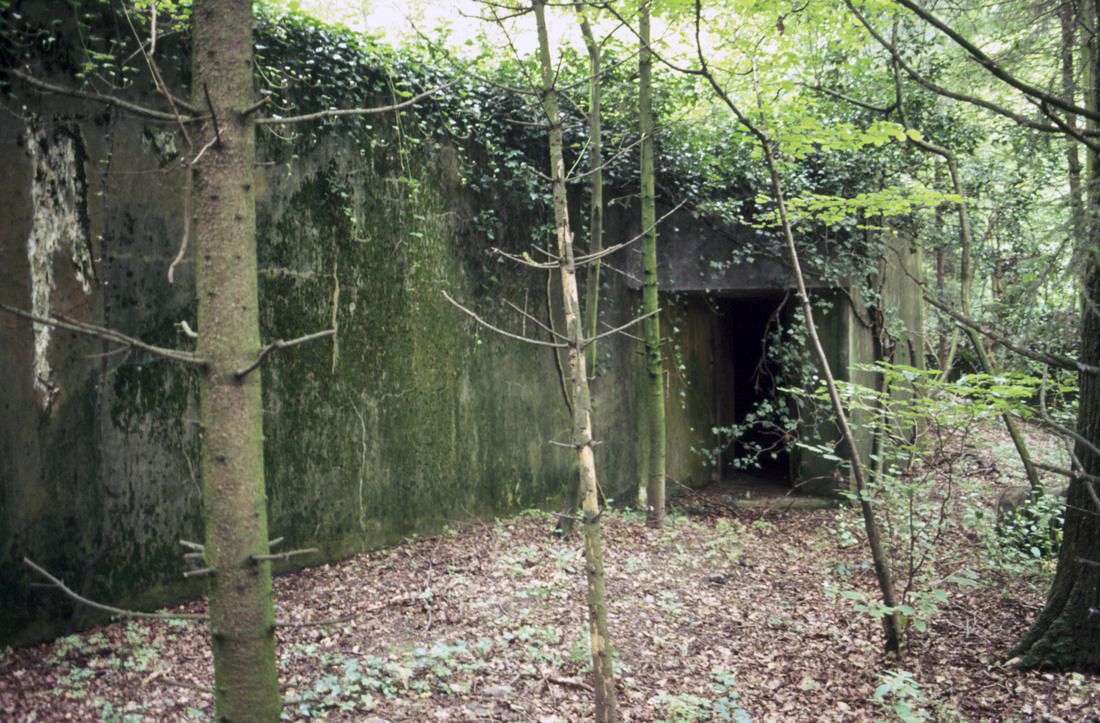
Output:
top-left (193, 0), bottom-right (281, 717)
top-left (1012, 0), bottom-right (1100, 670)
top-left (1011, 261), bottom-right (1100, 670)
top-left (943, 155), bottom-right (1042, 492)
top-left (578, 9), bottom-right (604, 373)
top-left (640, 1), bottom-right (666, 527)
top-left (534, 2), bottom-right (618, 718)
top-left (558, 8), bottom-right (604, 541)
top-left (1061, 0), bottom-right (1087, 269)
top-left (909, 124), bottom-right (1044, 492)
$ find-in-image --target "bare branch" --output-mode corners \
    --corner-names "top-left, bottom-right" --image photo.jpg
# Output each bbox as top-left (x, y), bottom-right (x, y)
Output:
top-left (234, 329), bottom-right (336, 379)
top-left (168, 136), bottom-right (217, 284)
top-left (806, 84), bottom-right (896, 114)
top-left (1031, 460), bottom-right (1100, 483)
top-left (179, 540), bottom-right (204, 551)
top-left (442, 290), bottom-right (568, 348)
top-left (120, 5), bottom-right (195, 146)
top-left (502, 297), bottom-right (570, 342)
top-left (1031, 408), bottom-right (1100, 461)
top-left (275, 616), bottom-right (353, 629)
top-left (0, 304), bottom-right (205, 366)
top-left (6, 68), bottom-right (202, 123)
top-left (161, 678), bottom-right (215, 695)
top-left (575, 199), bottom-right (688, 265)
top-left (203, 83), bottom-right (222, 145)
top-left (493, 247), bottom-right (558, 269)
top-left (24, 557), bottom-right (207, 621)
top-left (920, 293), bottom-right (1100, 376)
top-left (584, 308), bottom-right (660, 347)
top-left (890, 0), bottom-right (1100, 123)
top-left (251, 548), bottom-right (317, 563)
top-left (242, 95), bottom-right (272, 118)
top-left (182, 567), bottom-right (216, 579)
top-left (843, 1), bottom-right (1100, 142)
top-left (256, 81), bottom-right (458, 125)
top-left (600, 315), bottom-right (643, 342)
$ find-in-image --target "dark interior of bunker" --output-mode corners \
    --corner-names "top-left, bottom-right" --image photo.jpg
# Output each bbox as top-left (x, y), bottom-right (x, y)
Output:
top-left (710, 292), bottom-right (792, 482)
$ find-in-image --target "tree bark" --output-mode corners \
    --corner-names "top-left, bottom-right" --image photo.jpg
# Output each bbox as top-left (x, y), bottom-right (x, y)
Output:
top-left (535, 1), bottom-right (618, 718)
top-left (1062, 0), bottom-right (1087, 270)
top-left (1012, 0), bottom-right (1100, 670)
top-left (192, 0), bottom-right (281, 717)
top-left (557, 7), bottom-right (604, 541)
top-left (640, 1), bottom-right (666, 527)
top-left (578, 9), bottom-right (604, 373)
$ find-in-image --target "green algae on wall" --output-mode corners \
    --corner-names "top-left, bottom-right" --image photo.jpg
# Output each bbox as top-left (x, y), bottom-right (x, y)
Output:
top-left (0, 3), bottom-right (640, 646)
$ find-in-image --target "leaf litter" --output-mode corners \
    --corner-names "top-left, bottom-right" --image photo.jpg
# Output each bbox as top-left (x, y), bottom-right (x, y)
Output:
top-left (2, 429), bottom-right (1098, 721)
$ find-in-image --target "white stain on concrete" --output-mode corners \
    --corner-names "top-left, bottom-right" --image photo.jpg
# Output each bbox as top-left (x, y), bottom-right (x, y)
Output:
top-left (25, 125), bottom-right (92, 403)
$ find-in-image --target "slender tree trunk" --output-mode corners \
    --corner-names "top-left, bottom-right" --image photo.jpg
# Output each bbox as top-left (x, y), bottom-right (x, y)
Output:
top-left (895, 50), bottom-right (1043, 491)
top-left (768, 155), bottom-right (901, 654)
top-left (559, 8), bottom-right (605, 540)
top-left (1013, 0), bottom-right (1100, 670)
top-left (933, 162), bottom-right (958, 377)
top-left (942, 155), bottom-right (1043, 491)
top-left (193, 0), bottom-right (281, 717)
top-left (535, 2), bottom-right (618, 717)
top-left (694, 53), bottom-right (902, 651)
top-left (1062, 0), bottom-right (1087, 268)
top-left (639, 2), bottom-right (666, 527)
top-left (578, 9), bottom-right (604, 374)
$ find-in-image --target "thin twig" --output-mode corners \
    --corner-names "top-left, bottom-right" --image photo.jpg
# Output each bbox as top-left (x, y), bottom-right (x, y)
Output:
top-left (584, 308), bottom-right (660, 347)
top-left (443, 291), bottom-right (568, 348)
top-left (276, 616), bottom-right (354, 629)
top-left (203, 83), bottom-right (221, 145)
top-left (24, 558), bottom-right (208, 621)
top-left (920, 292), bottom-right (1100, 376)
top-left (256, 81), bottom-right (457, 125)
top-left (502, 297), bottom-right (569, 342)
top-left (0, 304), bottom-right (205, 366)
top-left (251, 547), bottom-right (317, 562)
top-left (6, 68), bottom-right (202, 123)
top-left (234, 329), bottom-right (336, 379)
top-left (161, 678), bottom-right (215, 695)
top-left (574, 200), bottom-right (688, 265)
top-left (168, 137), bottom-right (216, 284)
top-left (242, 95), bottom-right (272, 118)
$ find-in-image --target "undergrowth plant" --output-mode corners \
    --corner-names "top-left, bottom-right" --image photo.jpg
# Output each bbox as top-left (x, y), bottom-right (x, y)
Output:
top-left (807, 363), bottom-right (1072, 644)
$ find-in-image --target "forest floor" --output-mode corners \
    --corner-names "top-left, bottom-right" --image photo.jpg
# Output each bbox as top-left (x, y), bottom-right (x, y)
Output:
top-left (3, 427), bottom-right (1099, 721)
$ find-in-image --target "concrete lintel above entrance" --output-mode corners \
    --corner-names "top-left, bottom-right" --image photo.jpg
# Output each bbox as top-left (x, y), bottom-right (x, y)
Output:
top-left (623, 206), bottom-right (837, 293)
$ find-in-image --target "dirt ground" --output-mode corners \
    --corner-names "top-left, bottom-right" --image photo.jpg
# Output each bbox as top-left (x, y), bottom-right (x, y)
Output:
top-left (2, 475), bottom-right (1097, 722)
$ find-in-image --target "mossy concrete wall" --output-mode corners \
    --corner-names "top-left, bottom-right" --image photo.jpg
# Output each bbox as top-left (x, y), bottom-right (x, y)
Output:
top-left (0, 72), bottom-right (647, 646)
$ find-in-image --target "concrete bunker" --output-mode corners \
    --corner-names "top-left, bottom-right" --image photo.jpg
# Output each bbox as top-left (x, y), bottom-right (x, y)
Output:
top-left (624, 206), bottom-right (894, 496)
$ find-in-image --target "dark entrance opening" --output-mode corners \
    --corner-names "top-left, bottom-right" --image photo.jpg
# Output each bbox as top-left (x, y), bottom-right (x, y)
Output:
top-left (711, 293), bottom-right (792, 483)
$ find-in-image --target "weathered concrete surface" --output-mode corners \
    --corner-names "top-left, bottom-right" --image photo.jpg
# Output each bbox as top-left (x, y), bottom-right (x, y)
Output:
top-left (0, 78), bottom-right (644, 647)
top-left (0, 7), bottom-right (921, 646)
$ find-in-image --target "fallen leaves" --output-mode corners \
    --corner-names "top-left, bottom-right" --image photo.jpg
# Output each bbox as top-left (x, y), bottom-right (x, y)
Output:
top-left (2, 469), bottom-right (1098, 720)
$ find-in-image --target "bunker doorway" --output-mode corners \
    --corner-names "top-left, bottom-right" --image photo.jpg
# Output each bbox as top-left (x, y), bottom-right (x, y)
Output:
top-left (710, 293), bottom-right (793, 484)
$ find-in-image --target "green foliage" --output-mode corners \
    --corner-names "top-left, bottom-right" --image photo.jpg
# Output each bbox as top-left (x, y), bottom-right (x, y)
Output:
top-left (873, 670), bottom-right (932, 722)
top-left (652, 671), bottom-right (750, 723)
top-left (995, 488), bottom-right (1066, 561)
top-left (808, 362), bottom-right (1073, 641)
